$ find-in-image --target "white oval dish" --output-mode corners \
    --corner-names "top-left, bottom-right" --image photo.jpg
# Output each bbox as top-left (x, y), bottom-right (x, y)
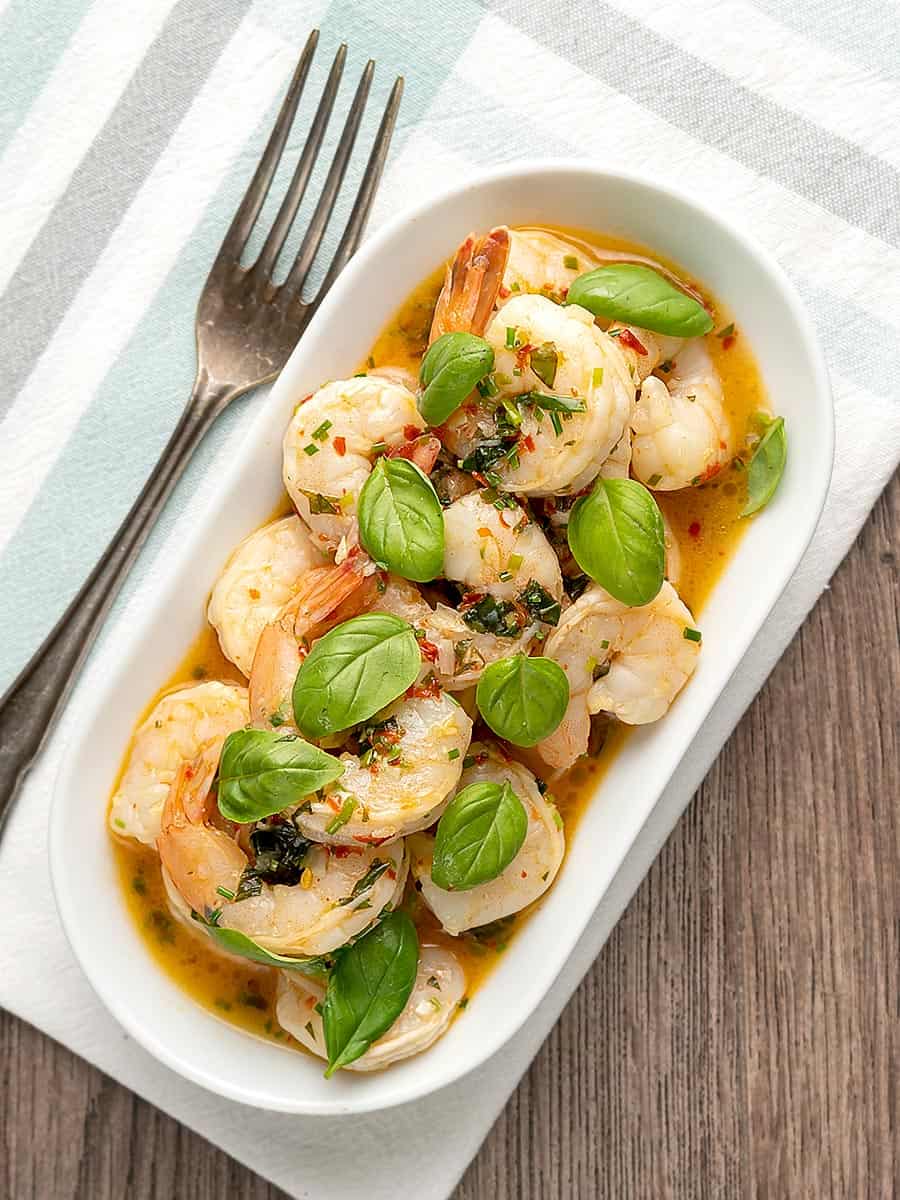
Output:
top-left (50, 161), bottom-right (833, 1114)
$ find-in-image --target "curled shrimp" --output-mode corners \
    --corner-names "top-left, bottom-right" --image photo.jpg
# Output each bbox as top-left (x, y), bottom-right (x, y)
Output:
top-left (283, 376), bottom-right (426, 552)
top-left (207, 515), bottom-right (326, 677)
top-left (629, 337), bottom-right (732, 490)
top-left (275, 943), bottom-right (466, 1070)
top-left (292, 687), bottom-right (473, 846)
top-left (249, 558), bottom-right (380, 729)
top-left (109, 681), bottom-right (248, 845)
top-left (157, 749), bottom-right (407, 958)
top-left (503, 227), bottom-right (598, 302)
top-left (481, 294), bottom-right (633, 496)
top-left (442, 491), bottom-right (563, 603)
top-left (409, 742), bottom-right (565, 935)
top-left (537, 581), bottom-right (701, 771)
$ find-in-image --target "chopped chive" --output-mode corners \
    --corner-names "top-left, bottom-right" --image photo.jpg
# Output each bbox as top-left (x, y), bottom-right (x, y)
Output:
top-left (303, 443), bottom-right (319, 456)
top-left (505, 326), bottom-right (517, 349)
top-left (549, 410), bottom-right (563, 436)
top-left (462, 755), bottom-right (476, 769)
top-left (216, 886), bottom-right (235, 901)
top-left (311, 419), bottom-right (332, 441)
top-left (600, 639), bottom-right (609, 649)
top-left (370, 440), bottom-right (386, 454)
top-left (510, 281), bottom-right (521, 291)
top-left (498, 569), bottom-right (512, 582)
top-left (592, 366), bottom-right (604, 387)
top-left (447, 748), bottom-right (460, 761)
top-left (326, 797), bottom-right (358, 833)
top-left (563, 254), bottom-right (579, 269)
top-left (647, 473), bottom-right (662, 487)
top-left (683, 627), bottom-right (702, 642)
top-left (716, 323), bottom-right (735, 339)
top-left (507, 552), bottom-right (523, 570)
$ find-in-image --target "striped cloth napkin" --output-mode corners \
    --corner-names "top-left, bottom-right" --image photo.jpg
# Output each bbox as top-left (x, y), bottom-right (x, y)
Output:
top-left (1, 2), bottom-right (897, 1197)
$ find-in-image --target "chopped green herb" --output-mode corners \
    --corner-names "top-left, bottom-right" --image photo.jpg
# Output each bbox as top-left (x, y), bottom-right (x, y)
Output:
top-left (131, 876), bottom-right (146, 896)
top-left (505, 326), bottom-right (517, 349)
top-left (517, 579), bottom-right (561, 626)
top-left (716, 322), bottom-right (735, 339)
top-left (305, 1020), bottom-right (316, 1039)
top-left (549, 410), bottom-right (563, 436)
top-left (448, 748), bottom-right (460, 761)
top-left (216, 886), bottom-right (235, 901)
top-left (530, 342), bottom-right (559, 388)
top-left (563, 254), bottom-right (578, 270)
top-left (337, 858), bottom-right (391, 906)
top-left (592, 366), bottom-right (604, 387)
top-left (311, 419), bottom-right (332, 441)
top-left (301, 489), bottom-right (341, 516)
top-left (326, 797), bottom-right (358, 834)
top-left (647, 473), bottom-right (662, 487)
top-left (303, 443), bottom-right (320, 456)
top-left (683, 627), bottom-right (702, 642)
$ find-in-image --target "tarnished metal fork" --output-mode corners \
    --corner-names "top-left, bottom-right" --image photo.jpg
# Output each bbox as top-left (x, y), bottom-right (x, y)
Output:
top-left (0, 29), bottom-right (403, 835)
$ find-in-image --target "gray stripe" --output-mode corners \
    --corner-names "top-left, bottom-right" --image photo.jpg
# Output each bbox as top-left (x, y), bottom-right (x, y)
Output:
top-left (0, 0), bottom-right (94, 155)
top-left (0, 0), bottom-right (254, 417)
top-left (485, 0), bottom-right (900, 251)
top-left (754, 0), bottom-right (900, 84)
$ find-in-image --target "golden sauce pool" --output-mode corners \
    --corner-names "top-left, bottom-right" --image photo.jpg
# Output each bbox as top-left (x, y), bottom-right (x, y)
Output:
top-left (112, 225), bottom-right (768, 1051)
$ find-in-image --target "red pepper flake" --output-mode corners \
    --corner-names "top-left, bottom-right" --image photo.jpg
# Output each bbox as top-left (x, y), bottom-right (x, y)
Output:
top-left (299, 392), bottom-right (313, 405)
top-left (406, 676), bottom-right (442, 701)
top-left (698, 462), bottom-right (723, 484)
top-left (560, 286), bottom-right (569, 300)
top-left (522, 434), bottom-right (536, 453)
top-left (388, 433), bottom-right (441, 474)
top-left (514, 342), bottom-right (534, 369)
top-left (353, 834), bottom-right (391, 846)
top-left (498, 285), bottom-right (511, 299)
top-left (248, 587), bottom-right (260, 600)
top-left (477, 526), bottom-right (492, 537)
top-left (184, 765), bottom-right (195, 780)
top-left (330, 845), bottom-right (362, 859)
top-left (419, 638), bottom-right (439, 663)
top-left (386, 868), bottom-right (397, 881)
top-left (333, 435), bottom-right (346, 457)
top-left (326, 796), bottom-right (342, 812)
top-left (688, 521), bottom-right (701, 538)
top-left (403, 424), bottom-right (422, 441)
top-left (722, 333), bottom-right (736, 350)
top-left (520, 870), bottom-right (528, 879)
top-left (618, 329), bottom-right (648, 355)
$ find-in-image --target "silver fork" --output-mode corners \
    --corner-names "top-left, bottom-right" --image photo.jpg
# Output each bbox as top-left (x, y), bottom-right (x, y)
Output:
top-left (0, 29), bottom-right (402, 835)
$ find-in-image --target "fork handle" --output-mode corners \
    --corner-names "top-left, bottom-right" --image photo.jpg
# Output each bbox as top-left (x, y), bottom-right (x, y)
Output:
top-left (0, 373), bottom-right (233, 836)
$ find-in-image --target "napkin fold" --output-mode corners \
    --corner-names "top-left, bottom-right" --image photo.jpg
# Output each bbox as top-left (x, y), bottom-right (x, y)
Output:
top-left (2, 1), bottom-right (898, 1197)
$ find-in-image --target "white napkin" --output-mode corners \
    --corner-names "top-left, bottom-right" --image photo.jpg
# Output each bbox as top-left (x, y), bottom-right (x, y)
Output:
top-left (3, 0), bottom-right (898, 1196)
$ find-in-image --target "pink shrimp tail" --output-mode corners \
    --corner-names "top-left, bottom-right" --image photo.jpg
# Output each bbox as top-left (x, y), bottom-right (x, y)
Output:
top-left (290, 558), bottom-right (381, 644)
top-left (387, 433), bottom-right (442, 475)
top-left (429, 226), bottom-right (510, 343)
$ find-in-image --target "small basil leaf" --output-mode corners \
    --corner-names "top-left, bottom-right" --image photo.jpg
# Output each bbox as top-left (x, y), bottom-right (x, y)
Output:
top-left (529, 341), bottom-right (558, 388)
top-left (567, 477), bottom-right (665, 606)
top-left (357, 457), bottom-right (444, 582)
top-left (742, 416), bottom-right (786, 517)
top-left (431, 780), bottom-right (528, 891)
top-left (475, 654), bottom-right (569, 747)
top-left (566, 264), bottom-right (713, 337)
top-left (322, 911), bottom-right (419, 1075)
top-left (193, 916), bottom-right (329, 977)
top-left (419, 332), bottom-right (494, 426)
top-left (292, 613), bottom-right (421, 738)
top-left (217, 729), bottom-right (344, 823)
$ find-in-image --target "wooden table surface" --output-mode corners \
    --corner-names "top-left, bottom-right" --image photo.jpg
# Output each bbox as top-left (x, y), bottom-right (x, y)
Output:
top-left (2, 475), bottom-right (897, 1200)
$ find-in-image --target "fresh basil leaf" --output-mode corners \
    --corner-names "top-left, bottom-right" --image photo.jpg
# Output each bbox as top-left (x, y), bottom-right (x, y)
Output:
top-left (742, 416), bottom-right (786, 517)
top-left (529, 341), bottom-right (558, 388)
top-left (419, 332), bottom-right (494, 426)
top-left (357, 457), bottom-right (444, 582)
top-left (322, 911), bottom-right (419, 1075)
top-left (431, 780), bottom-right (528, 891)
top-left (292, 613), bottom-right (421, 738)
top-left (193, 915), bottom-right (329, 977)
top-left (567, 477), bottom-right (665, 606)
top-left (475, 654), bottom-right (569, 747)
top-left (217, 729), bottom-right (344, 823)
top-left (566, 264), bottom-right (713, 337)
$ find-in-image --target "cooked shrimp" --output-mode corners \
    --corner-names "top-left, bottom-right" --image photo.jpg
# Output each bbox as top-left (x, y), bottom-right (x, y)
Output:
top-left (442, 491), bottom-right (563, 603)
top-left (275, 943), bottom-right (466, 1070)
top-left (537, 581), bottom-right (700, 771)
top-left (481, 294), bottom-right (633, 496)
top-left (249, 558), bottom-right (380, 729)
top-left (157, 749), bottom-right (407, 957)
top-left (409, 743), bottom-right (565, 934)
top-left (503, 227), bottom-right (597, 302)
top-left (430, 227), bottom-right (510, 341)
top-left (207, 516), bottom-right (325, 677)
top-left (293, 688), bottom-right (472, 846)
top-left (631, 338), bottom-right (731, 490)
top-left (283, 376), bottom-right (426, 551)
top-left (374, 575), bottom-right (538, 690)
top-left (108, 681), bottom-right (248, 845)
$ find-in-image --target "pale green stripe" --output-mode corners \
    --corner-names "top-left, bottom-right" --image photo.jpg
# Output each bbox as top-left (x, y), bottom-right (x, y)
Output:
top-left (0, 0), bottom-right (94, 154)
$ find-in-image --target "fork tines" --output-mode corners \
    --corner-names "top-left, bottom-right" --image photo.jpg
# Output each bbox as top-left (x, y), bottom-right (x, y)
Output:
top-left (215, 28), bottom-right (403, 302)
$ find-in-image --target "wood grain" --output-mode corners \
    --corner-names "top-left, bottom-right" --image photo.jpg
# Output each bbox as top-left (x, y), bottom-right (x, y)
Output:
top-left (2, 473), bottom-right (897, 1200)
